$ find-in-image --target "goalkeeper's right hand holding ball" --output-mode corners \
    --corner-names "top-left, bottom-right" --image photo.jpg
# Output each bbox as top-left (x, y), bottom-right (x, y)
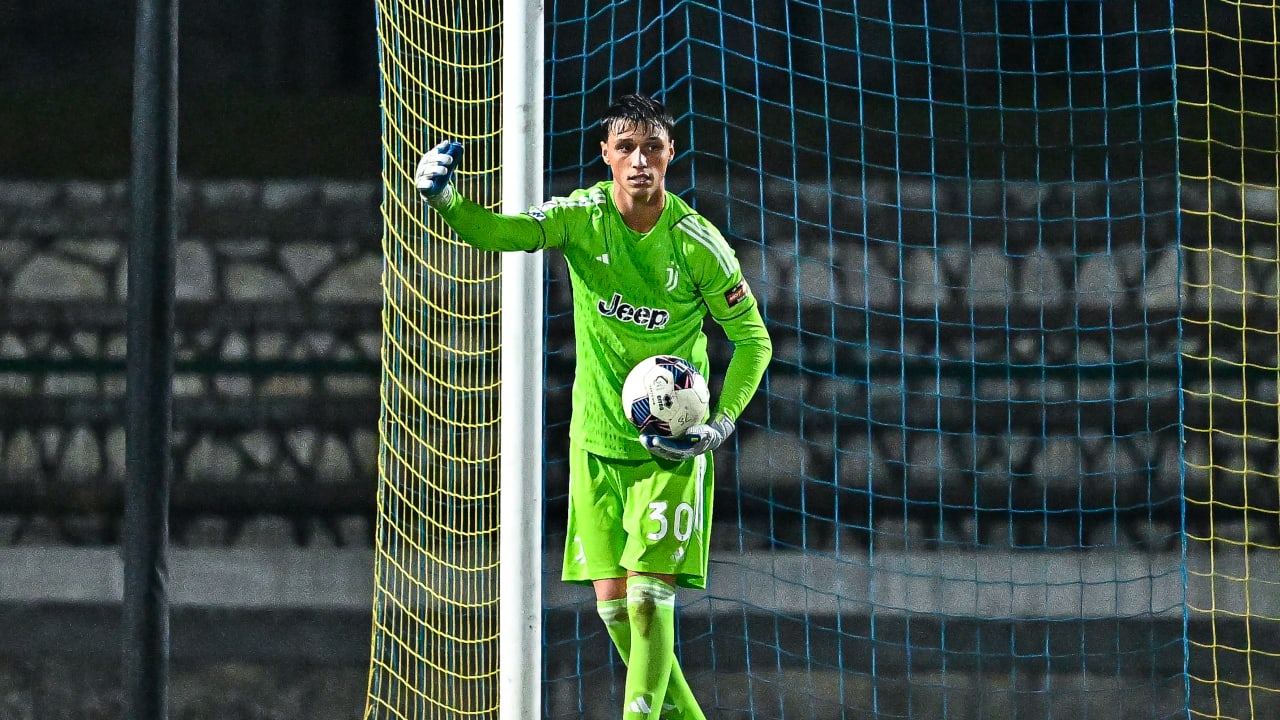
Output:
top-left (415, 140), bottom-right (465, 207)
top-left (641, 413), bottom-right (736, 462)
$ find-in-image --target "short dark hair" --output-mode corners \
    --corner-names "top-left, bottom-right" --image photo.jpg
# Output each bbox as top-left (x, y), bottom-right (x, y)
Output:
top-left (599, 93), bottom-right (675, 140)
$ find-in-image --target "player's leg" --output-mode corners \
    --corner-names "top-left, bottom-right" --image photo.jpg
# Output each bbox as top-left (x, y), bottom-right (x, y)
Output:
top-left (595, 576), bottom-right (703, 720)
top-left (615, 452), bottom-right (714, 720)
top-left (620, 573), bottom-right (676, 719)
top-left (564, 446), bottom-right (709, 720)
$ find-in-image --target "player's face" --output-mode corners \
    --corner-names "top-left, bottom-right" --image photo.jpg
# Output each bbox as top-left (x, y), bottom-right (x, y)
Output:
top-left (601, 121), bottom-right (675, 203)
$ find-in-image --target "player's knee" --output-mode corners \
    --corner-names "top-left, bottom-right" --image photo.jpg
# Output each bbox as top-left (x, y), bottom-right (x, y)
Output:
top-left (627, 594), bottom-right (656, 634)
top-left (626, 576), bottom-right (675, 635)
top-left (597, 600), bottom-right (628, 628)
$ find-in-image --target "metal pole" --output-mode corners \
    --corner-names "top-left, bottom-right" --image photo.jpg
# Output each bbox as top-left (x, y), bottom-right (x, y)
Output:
top-left (124, 0), bottom-right (178, 717)
top-left (499, 0), bottom-right (545, 718)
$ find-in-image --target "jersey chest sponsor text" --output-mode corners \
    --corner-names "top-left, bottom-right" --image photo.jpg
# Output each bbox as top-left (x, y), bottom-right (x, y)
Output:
top-left (597, 292), bottom-right (670, 330)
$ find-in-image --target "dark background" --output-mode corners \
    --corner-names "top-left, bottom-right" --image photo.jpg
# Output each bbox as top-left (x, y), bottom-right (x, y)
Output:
top-left (3, 1), bottom-right (1274, 183)
top-left (0, 0), bottom-right (379, 178)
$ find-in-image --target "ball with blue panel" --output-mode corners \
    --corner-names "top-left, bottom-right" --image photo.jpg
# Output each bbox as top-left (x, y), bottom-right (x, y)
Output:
top-left (621, 355), bottom-right (710, 437)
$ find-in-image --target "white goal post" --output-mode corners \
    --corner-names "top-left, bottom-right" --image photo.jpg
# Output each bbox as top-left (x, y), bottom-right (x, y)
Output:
top-left (498, 1), bottom-right (545, 719)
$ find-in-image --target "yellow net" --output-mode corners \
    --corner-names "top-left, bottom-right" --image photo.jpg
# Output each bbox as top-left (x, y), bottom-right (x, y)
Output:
top-left (1179, 2), bottom-right (1280, 718)
top-left (366, 2), bottom-right (504, 718)
top-left (360, 1), bottom-right (1280, 717)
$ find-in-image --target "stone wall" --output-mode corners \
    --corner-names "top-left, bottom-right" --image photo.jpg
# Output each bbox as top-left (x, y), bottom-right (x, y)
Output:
top-left (1, 178), bottom-right (1272, 719)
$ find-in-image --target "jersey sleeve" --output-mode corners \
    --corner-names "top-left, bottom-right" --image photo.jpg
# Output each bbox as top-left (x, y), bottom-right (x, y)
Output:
top-left (675, 215), bottom-right (773, 423)
top-left (433, 188), bottom-right (586, 252)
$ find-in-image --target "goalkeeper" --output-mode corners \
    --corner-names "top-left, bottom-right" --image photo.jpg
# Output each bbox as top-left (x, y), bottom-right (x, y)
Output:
top-left (415, 93), bottom-right (771, 720)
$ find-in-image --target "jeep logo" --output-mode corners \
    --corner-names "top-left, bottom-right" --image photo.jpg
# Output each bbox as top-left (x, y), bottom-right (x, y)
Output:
top-left (597, 292), bottom-right (670, 330)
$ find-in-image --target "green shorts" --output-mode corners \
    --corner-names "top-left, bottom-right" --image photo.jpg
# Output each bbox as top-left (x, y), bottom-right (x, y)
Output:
top-left (561, 444), bottom-right (714, 590)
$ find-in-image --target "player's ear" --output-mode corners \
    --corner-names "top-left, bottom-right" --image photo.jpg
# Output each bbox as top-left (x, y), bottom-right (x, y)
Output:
top-left (600, 140), bottom-right (608, 163)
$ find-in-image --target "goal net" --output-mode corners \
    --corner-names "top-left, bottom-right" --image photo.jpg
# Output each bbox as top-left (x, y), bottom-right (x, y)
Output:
top-left (366, 2), bottom-right (1280, 719)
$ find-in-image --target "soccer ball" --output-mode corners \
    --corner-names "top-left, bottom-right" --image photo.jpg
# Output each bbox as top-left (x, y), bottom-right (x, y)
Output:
top-left (621, 355), bottom-right (710, 437)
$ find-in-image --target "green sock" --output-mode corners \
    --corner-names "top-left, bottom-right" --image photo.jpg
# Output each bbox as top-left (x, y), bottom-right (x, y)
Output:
top-left (597, 597), bottom-right (706, 720)
top-left (620, 576), bottom-right (677, 720)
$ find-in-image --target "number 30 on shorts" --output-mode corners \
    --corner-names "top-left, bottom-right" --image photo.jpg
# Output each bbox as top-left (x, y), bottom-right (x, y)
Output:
top-left (646, 501), bottom-right (696, 542)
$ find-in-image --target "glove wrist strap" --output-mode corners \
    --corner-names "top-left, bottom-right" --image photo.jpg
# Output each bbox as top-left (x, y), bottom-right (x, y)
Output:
top-left (425, 184), bottom-right (455, 208)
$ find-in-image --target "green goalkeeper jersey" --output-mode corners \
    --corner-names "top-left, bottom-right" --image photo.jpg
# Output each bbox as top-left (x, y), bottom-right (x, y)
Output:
top-left (433, 180), bottom-right (772, 460)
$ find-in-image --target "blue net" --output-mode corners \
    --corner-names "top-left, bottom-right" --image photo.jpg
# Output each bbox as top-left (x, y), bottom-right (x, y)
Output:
top-left (542, 3), bottom-right (1184, 718)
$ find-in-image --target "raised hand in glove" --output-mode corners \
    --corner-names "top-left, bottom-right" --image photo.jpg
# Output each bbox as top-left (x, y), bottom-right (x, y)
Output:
top-left (415, 140), bottom-right (465, 206)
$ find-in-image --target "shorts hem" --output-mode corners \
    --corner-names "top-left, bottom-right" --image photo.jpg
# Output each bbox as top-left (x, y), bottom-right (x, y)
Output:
top-left (562, 568), bottom-right (707, 591)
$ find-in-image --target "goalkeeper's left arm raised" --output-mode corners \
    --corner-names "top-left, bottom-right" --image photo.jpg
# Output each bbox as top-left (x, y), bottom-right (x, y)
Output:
top-left (416, 139), bottom-right (549, 253)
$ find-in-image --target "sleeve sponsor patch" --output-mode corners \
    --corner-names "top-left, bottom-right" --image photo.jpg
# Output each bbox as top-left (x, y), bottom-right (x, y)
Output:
top-left (724, 280), bottom-right (749, 307)
top-left (525, 198), bottom-right (562, 221)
